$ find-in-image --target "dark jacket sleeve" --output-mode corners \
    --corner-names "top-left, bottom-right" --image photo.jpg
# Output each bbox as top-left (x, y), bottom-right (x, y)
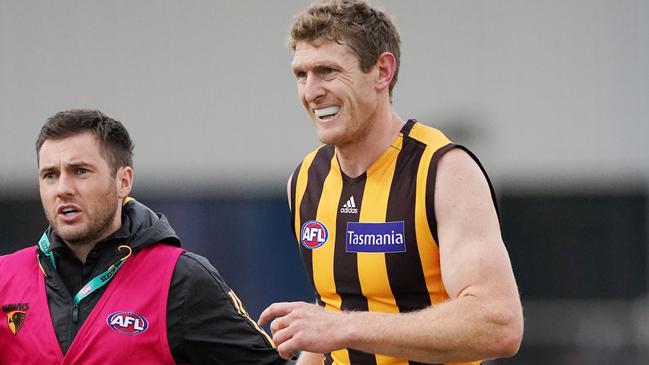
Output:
top-left (167, 252), bottom-right (289, 365)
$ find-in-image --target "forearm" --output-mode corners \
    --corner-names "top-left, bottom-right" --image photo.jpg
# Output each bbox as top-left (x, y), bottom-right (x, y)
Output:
top-left (296, 351), bottom-right (324, 365)
top-left (342, 295), bottom-right (522, 363)
top-left (260, 292), bottom-right (522, 362)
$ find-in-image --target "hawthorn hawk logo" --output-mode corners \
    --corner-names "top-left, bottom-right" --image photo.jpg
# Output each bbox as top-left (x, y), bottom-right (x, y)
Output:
top-left (3, 303), bottom-right (29, 336)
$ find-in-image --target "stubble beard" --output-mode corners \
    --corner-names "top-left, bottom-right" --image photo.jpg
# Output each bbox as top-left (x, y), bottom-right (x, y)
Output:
top-left (315, 113), bottom-right (360, 147)
top-left (48, 187), bottom-right (120, 248)
top-left (317, 121), bottom-right (365, 150)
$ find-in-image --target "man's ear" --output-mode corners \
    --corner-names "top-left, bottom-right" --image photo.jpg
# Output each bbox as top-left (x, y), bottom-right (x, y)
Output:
top-left (116, 166), bottom-right (134, 199)
top-left (374, 51), bottom-right (397, 93)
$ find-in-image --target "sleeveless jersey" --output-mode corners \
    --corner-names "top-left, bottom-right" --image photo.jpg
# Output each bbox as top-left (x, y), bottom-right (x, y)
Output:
top-left (290, 120), bottom-right (496, 365)
top-left (0, 244), bottom-right (184, 365)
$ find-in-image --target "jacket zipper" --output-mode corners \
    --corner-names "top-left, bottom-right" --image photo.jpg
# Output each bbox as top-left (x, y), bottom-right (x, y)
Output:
top-left (66, 301), bottom-right (79, 350)
top-left (72, 304), bottom-right (79, 323)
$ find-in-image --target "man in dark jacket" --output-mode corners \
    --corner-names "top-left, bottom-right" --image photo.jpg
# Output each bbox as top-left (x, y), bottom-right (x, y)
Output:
top-left (0, 109), bottom-right (288, 364)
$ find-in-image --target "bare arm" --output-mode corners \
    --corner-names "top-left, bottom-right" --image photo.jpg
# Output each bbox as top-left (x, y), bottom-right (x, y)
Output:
top-left (261, 149), bottom-right (523, 362)
top-left (338, 148), bottom-right (523, 361)
top-left (296, 351), bottom-right (324, 365)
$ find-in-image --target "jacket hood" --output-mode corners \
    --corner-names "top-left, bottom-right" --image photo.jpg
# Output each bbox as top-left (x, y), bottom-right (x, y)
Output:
top-left (116, 198), bottom-right (181, 250)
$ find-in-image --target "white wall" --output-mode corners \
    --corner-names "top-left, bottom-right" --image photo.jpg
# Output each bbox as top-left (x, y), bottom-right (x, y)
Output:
top-left (1, 0), bottom-right (647, 196)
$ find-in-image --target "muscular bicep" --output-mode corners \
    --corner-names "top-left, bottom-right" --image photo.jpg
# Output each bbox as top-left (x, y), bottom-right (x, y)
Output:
top-left (434, 148), bottom-right (518, 301)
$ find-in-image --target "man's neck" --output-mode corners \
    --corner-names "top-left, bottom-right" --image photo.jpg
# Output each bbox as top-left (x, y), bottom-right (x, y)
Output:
top-left (63, 216), bottom-right (123, 264)
top-left (66, 242), bottom-right (97, 264)
top-left (336, 111), bottom-right (405, 178)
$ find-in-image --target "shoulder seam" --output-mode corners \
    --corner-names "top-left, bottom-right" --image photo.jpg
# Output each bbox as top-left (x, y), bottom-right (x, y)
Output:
top-left (179, 253), bottom-right (230, 298)
top-left (407, 122), bottom-right (452, 150)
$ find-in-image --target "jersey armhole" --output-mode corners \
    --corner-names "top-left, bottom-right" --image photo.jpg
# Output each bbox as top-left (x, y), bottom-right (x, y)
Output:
top-left (289, 163), bottom-right (302, 240)
top-left (425, 144), bottom-right (500, 244)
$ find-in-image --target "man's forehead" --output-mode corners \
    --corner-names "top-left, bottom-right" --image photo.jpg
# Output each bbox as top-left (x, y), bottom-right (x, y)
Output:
top-left (292, 40), bottom-right (354, 67)
top-left (38, 132), bottom-right (104, 165)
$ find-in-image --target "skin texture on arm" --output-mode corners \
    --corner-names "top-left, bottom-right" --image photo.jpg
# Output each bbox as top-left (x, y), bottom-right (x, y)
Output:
top-left (296, 351), bottom-right (324, 365)
top-left (260, 148), bottom-right (523, 362)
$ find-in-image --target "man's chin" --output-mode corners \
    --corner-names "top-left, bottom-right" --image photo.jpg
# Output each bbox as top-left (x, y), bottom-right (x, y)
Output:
top-left (316, 130), bottom-right (341, 146)
top-left (52, 227), bottom-right (91, 246)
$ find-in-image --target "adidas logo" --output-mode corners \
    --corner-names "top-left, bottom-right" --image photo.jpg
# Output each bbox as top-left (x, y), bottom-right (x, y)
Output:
top-left (340, 196), bottom-right (358, 214)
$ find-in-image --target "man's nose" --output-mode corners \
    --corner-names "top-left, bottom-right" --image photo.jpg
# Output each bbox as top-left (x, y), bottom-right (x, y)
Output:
top-left (303, 74), bottom-right (325, 103)
top-left (55, 173), bottom-right (75, 197)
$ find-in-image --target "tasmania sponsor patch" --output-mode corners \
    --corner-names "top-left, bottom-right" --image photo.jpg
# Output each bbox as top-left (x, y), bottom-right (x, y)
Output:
top-left (346, 221), bottom-right (406, 253)
top-left (301, 220), bottom-right (328, 249)
top-left (2, 303), bottom-right (29, 336)
top-left (106, 311), bottom-right (148, 334)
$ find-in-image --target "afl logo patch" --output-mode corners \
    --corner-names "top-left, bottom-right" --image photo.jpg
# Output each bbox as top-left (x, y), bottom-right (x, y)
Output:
top-left (301, 220), bottom-right (328, 249)
top-left (106, 311), bottom-right (149, 334)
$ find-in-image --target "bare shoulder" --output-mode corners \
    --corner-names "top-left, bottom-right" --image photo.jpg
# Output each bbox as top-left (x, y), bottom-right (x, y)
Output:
top-left (437, 147), bottom-right (487, 184)
top-left (435, 147), bottom-right (496, 217)
top-left (434, 147), bottom-right (513, 295)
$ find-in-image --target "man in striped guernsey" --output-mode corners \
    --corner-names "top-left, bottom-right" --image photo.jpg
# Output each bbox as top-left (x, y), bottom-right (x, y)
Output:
top-left (259, 1), bottom-right (524, 364)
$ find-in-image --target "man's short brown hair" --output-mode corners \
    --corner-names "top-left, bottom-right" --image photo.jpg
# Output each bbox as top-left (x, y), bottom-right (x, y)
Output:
top-left (36, 109), bottom-right (134, 175)
top-left (289, 0), bottom-right (401, 96)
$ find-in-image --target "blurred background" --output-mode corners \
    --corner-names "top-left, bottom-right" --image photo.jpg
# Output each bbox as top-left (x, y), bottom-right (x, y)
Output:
top-left (1, 0), bottom-right (647, 363)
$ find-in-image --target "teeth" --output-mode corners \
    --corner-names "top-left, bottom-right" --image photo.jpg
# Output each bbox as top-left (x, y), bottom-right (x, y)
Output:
top-left (314, 106), bottom-right (340, 118)
top-left (62, 208), bottom-right (76, 214)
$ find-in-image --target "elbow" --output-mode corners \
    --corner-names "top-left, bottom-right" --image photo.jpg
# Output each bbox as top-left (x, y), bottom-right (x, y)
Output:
top-left (489, 308), bottom-right (524, 358)
top-left (494, 324), bottom-right (523, 358)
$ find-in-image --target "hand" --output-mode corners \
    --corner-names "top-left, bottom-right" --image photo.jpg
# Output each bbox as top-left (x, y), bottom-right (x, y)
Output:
top-left (258, 301), bottom-right (347, 360)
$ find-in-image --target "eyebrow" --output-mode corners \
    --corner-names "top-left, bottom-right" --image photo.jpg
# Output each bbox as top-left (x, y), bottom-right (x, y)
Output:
top-left (39, 166), bottom-right (58, 175)
top-left (292, 62), bottom-right (338, 73)
top-left (39, 161), bottom-right (92, 174)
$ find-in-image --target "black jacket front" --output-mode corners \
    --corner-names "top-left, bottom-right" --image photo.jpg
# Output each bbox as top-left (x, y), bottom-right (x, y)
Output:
top-left (38, 199), bottom-right (287, 365)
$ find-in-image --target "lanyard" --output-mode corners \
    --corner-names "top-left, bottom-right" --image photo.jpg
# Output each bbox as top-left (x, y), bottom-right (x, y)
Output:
top-left (38, 232), bottom-right (57, 269)
top-left (37, 232), bottom-right (133, 305)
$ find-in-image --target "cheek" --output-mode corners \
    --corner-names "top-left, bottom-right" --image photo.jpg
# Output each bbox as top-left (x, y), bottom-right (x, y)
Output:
top-left (39, 189), bottom-right (56, 220)
top-left (298, 88), bottom-right (309, 106)
top-left (39, 184), bottom-right (53, 204)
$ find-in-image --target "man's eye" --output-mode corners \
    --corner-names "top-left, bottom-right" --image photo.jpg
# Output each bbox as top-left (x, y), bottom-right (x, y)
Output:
top-left (43, 172), bottom-right (55, 180)
top-left (295, 72), bottom-right (307, 82)
top-left (76, 168), bottom-right (89, 175)
top-left (320, 68), bottom-right (337, 79)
